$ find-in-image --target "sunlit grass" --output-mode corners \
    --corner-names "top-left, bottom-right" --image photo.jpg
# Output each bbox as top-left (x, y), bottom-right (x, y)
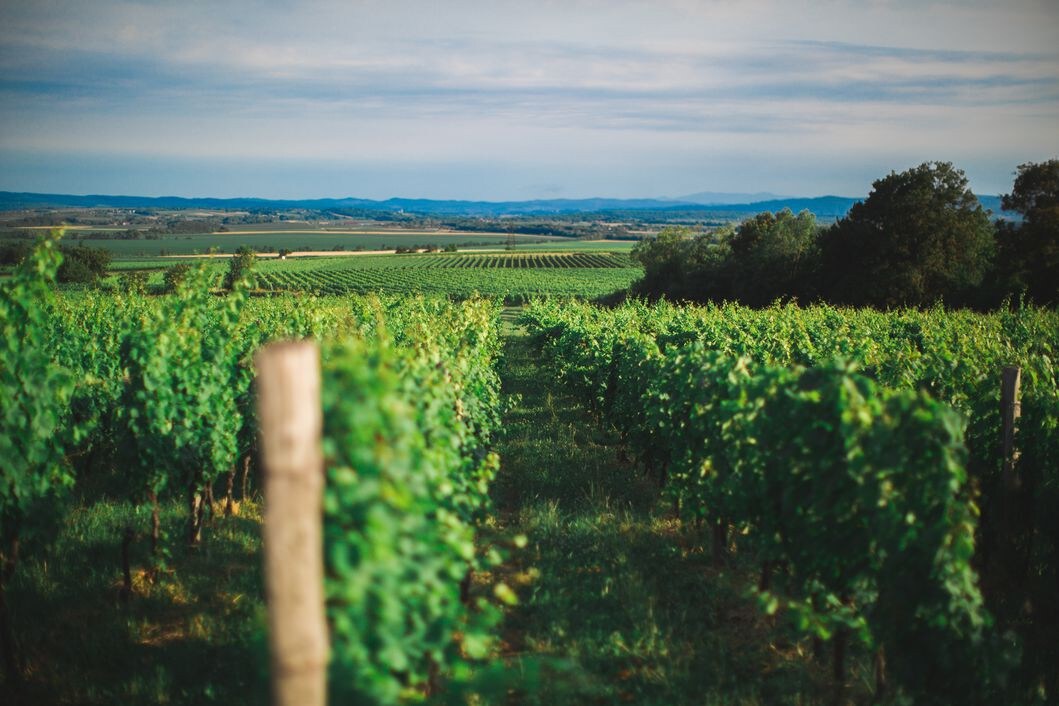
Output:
top-left (491, 328), bottom-right (834, 705)
top-left (5, 498), bottom-right (268, 705)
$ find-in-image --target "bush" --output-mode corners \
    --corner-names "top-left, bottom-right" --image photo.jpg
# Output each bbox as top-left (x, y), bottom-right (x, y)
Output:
top-left (163, 263), bottom-right (192, 293)
top-left (57, 245), bottom-right (111, 284)
top-left (728, 209), bottom-right (819, 305)
top-left (0, 241), bottom-right (33, 266)
top-left (224, 246), bottom-right (256, 290)
top-left (119, 270), bottom-right (149, 294)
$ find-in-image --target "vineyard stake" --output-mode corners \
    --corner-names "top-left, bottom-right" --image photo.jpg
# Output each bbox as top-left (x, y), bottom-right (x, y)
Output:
top-left (1000, 365), bottom-right (1021, 490)
top-left (257, 341), bottom-right (327, 706)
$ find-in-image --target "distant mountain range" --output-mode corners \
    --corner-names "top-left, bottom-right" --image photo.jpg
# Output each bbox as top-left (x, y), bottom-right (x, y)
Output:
top-left (674, 191), bottom-right (785, 205)
top-left (0, 191), bottom-right (1009, 220)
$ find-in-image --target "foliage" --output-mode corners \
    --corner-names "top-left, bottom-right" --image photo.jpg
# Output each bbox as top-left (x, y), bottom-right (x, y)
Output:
top-left (631, 161), bottom-right (1046, 310)
top-left (118, 270), bottom-right (149, 294)
top-left (0, 241), bottom-right (32, 266)
top-left (0, 234), bottom-right (79, 680)
top-left (0, 233), bottom-right (78, 537)
top-left (630, 212), bottom-right (820, 306)
top-left (116, 265), bottom-right (250, 545)
top-left (996, 159), bottom-right (1059, 305)
top-left (630, 225), bottom-right (734, 302)
top-left (321, 298), bottom-right (505, 701)
top-left (1002, 159), bottom-right (1059, 216)
top-left (492, 335), bottom-right (824, 704)
top-left (630, 227), bottom-right (696, 292)
top-left (163, 262), bottom-right (192, 292)
top-left (223, 245), bottom-right (257, 290)
top-left (728, 209), bottom-right (818, 305)
top-left (817, 162), bottom-right (994, 307)
top-left (522, 297), bottom-right (1059, 703)
top-left (256, 254), bottom-right (638, 302)
top-left (57, 244), bottom-right (111, 284)
top-left (26, 282), bottom-right (509, 701)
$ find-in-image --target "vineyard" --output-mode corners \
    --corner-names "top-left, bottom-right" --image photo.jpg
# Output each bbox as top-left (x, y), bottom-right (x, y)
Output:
top-left (258, 252), bottom-right (635, 269)
top-left (519, 299), bottom-right (1059, 704)
top-left (2, 236), bottom-right (1058, 705)
top-left (255, 253), bottom-right (639, 299)
top-left (2, 237), bottom-right (511, 703)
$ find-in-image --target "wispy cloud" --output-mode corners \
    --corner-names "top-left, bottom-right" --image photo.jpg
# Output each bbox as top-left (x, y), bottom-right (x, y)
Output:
top-left (1, 0), bottom-right (1057, 198)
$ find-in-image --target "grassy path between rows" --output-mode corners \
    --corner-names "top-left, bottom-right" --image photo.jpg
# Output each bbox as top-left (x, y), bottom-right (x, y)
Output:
top-left (490, 312), bottom-right (826, 705)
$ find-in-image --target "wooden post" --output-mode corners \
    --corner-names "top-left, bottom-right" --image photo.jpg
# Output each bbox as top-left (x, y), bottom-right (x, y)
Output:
top-left (257, 342), bottom-right (327, 706)
top-left (1001, 365), bottom-right (1021, 490)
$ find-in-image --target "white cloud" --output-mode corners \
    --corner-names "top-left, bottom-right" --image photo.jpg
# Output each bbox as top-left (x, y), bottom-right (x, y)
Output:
top-left (0, 0), bottom-right (1056, 197)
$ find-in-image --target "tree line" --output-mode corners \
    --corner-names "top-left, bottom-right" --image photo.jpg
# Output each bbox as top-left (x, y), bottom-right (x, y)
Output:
top-left (631, 160), bottom-right (1058, 308)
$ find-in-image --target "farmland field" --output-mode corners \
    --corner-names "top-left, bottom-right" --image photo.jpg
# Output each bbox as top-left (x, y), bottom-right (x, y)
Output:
top-left (257, 251), bottom-right (634, 270)
top-left (254, 252), bottom-right (640, 299)
top-left (87, 250), bottom-right (644, 300)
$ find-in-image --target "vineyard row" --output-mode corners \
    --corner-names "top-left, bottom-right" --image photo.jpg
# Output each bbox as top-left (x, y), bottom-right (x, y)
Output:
top-left (520, 298), bottom-right (1059, 705)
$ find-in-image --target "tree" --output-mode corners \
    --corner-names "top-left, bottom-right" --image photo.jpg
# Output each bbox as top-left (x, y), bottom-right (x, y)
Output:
top-left (57, 244), bottom-right (111, 284)
top-left (0, 241), bottom-right (32, 266)
top-left (996, 159), bottom-right (1059, 305)
top-left (683, 228), bottom-right (736, 303)
top-left (163, 263), bottom-right (192, 293)
top-left (631, 226), bottom-right (735, 302)
top-left (728, 209), bottom-right (819, 306)
top-left (119, 270), bottom-right (149, 294)
top-left (224, 246), bottom-right (256, 290)
top-left (820, 162), bottom-right (994, 308)
top-left (631, 227), bottom-right (693, 298)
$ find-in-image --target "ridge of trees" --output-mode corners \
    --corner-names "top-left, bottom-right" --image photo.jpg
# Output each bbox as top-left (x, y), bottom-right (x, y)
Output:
top-left (632, 160), bottom-right (1058, 308)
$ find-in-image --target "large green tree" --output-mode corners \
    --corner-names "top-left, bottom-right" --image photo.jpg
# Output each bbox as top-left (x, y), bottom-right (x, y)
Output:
top-left (223, 245), bottom-right (257, 290)
top-left (631, 226), bottom-right (734, 302)
top-left (996, 159), bottom-right (1059, 305)
top-left (821, 162), bottom-right (995, 307)
top-left (728, 208), bottom-right (818, 306)
top-left (57, 244), bottom-right (111, 284)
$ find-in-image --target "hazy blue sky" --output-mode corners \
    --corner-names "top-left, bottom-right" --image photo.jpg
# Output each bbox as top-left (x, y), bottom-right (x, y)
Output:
top-left (1, 0), bottom-right (1057, 200)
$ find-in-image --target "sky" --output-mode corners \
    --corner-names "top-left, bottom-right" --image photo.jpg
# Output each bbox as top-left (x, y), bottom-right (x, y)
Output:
top-left (0, 0), bottom-right (1057, 200)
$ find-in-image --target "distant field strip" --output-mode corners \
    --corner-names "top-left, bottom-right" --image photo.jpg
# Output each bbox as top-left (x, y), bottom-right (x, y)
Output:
top-left (418, 253), bottom-right (633, 268)
top-left (256, 254), bottom-right (640, 298)
top-left (259, 252), bottom-right (633, 272)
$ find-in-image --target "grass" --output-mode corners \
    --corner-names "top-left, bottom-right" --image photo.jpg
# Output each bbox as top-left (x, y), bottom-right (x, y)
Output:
top-left (491, 323), bottom-right (831, 705)
top-left (2, 497), bottom-right (267, 705)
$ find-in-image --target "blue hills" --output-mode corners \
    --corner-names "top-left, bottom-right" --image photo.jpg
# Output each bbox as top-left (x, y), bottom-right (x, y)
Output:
top-left (0, 191), bottom-right (1007, 219)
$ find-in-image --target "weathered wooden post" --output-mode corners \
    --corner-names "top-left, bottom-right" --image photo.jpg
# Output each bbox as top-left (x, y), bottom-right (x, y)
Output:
top-left (1000, 365), bottom-right (1021, 490)
top-left (256, 342), bottom-right (327, 706)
